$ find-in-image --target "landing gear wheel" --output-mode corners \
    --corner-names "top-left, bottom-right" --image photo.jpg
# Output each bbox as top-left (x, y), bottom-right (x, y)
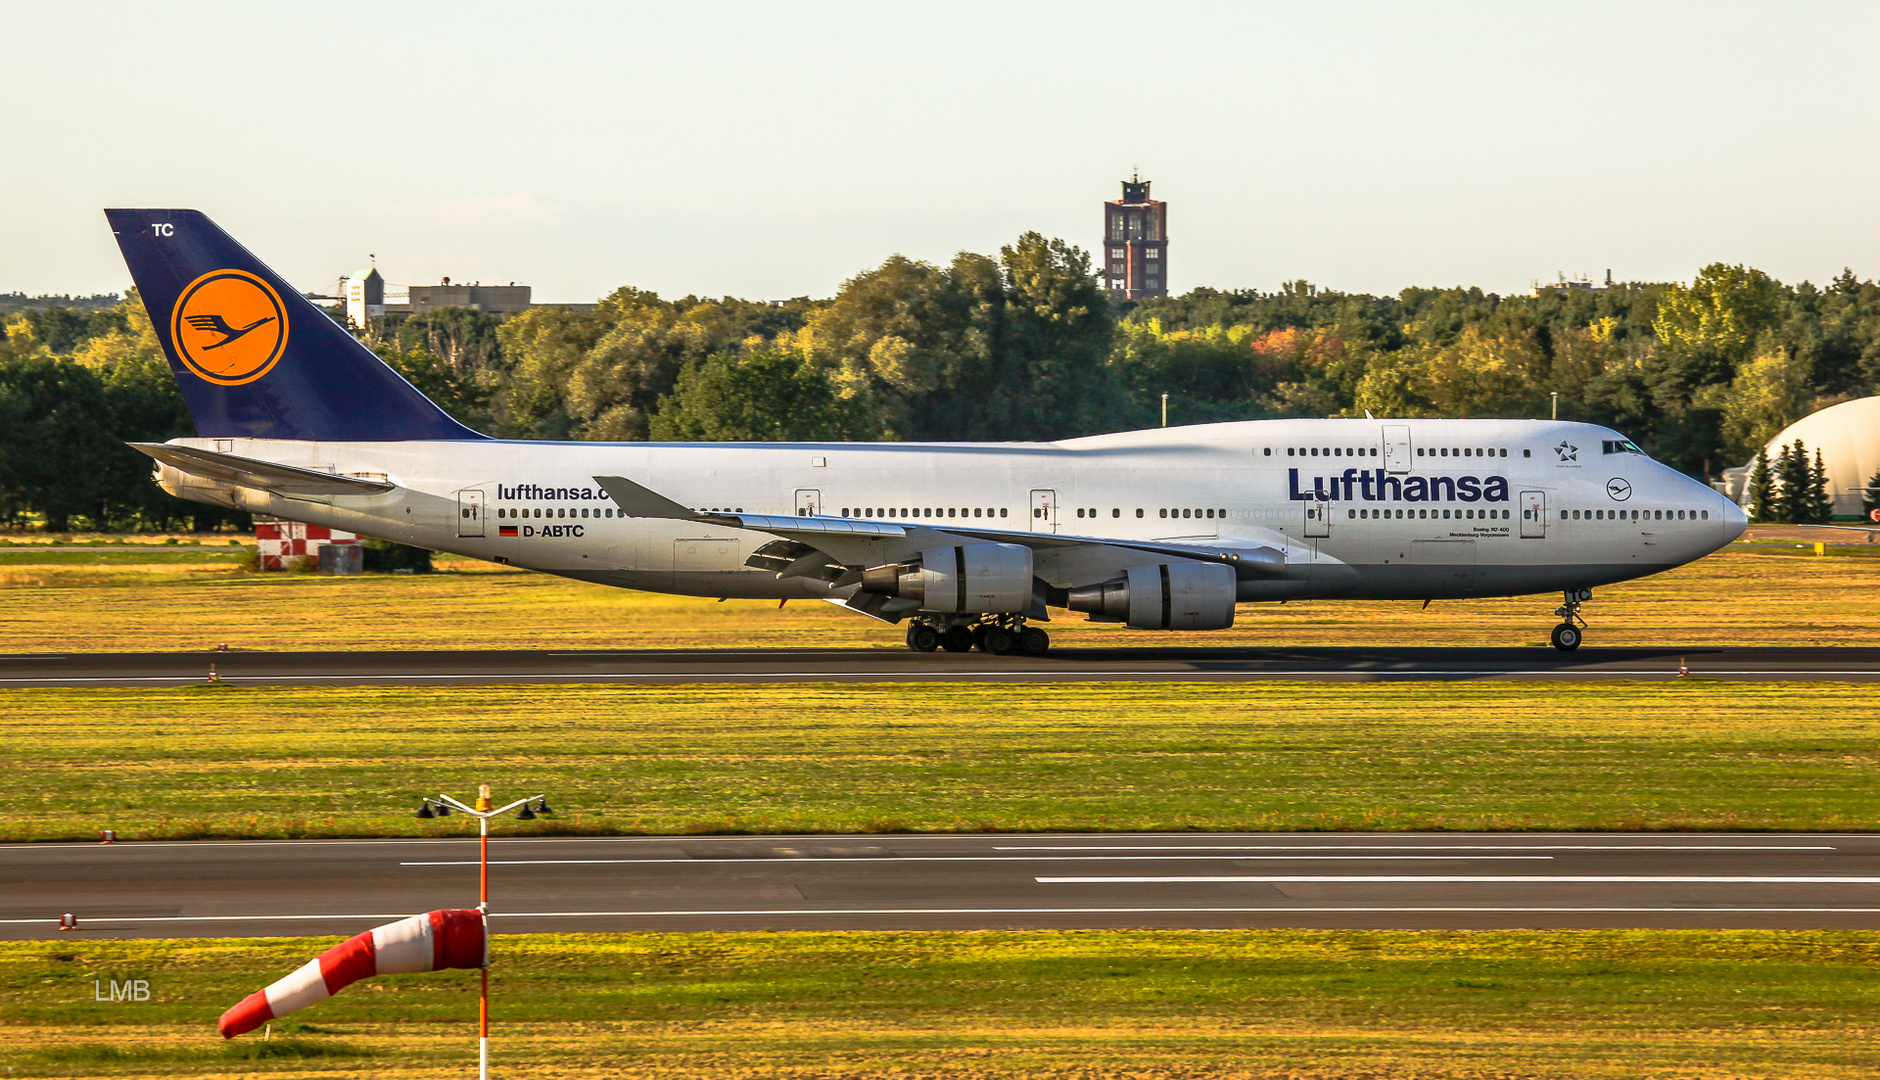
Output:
top-left (941, 625), bottom-right (974, 653)
top-left (1019, 626), bottom-right (1050, 656)
top-left (907, 624), bottom-right (940, 652)
top-left (971, 624), bottom-right (989, 651)
top-left (982, 626), bottom-right (1017, 655)
top-left (1550, 622), bottom-right (1582, 651)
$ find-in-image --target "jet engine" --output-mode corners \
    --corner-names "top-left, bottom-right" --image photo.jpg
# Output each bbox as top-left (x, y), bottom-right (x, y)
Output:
top-left (1066, 562), bottom-right (1237, 630)
top-left (860, 543), bottom-right (1033, 613)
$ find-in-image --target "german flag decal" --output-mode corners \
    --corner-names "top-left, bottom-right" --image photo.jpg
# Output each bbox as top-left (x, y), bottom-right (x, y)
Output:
top-left (498, 526), bottom-right (518, 537)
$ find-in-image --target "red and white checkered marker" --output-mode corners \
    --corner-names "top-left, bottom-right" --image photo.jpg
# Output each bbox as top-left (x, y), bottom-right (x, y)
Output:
top-left (254, 517), bottom-right (359, 570)
top-left (217, 909), bottom-right (486, 1038)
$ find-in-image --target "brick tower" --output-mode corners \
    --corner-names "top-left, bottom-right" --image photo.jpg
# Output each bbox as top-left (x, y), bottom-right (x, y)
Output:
top-left (1103, 174), bottom-right (1167, 299)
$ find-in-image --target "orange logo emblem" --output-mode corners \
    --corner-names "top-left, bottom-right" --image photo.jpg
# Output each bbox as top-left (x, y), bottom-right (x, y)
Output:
top-left (169, 270), bottom-right (289, 385)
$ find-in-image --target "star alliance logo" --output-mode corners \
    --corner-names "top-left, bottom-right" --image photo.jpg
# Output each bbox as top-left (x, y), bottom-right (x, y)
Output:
top-left (1554, 441), bottom-right (1578, 462)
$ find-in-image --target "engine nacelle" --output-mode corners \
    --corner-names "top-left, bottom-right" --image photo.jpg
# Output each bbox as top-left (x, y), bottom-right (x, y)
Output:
top-left (859, 543), bottom-right (1033, 614)
top-left (1067, 562), bottom-right (1237, 630)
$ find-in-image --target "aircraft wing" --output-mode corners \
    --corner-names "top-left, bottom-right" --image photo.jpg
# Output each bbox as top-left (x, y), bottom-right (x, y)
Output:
top-left (593, 473), bottom-right (1289, 579)
top-left (130, 443), bottom-right (398, 496)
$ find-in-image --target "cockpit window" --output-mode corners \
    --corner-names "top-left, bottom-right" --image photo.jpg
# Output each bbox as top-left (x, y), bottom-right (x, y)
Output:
top-left (1601, 439), bottom-right (1645, 456)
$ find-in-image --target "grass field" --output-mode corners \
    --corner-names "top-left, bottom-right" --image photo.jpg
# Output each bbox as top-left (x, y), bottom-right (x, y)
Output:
top-left (9, 537), bottom-right (1877, 1077)
top-left (3, 536), bottom-right (1878, 651)
top-left (5, 929), bottom-right (1878, 1078)
top-left (8, 681), bottom-right (1880, 841)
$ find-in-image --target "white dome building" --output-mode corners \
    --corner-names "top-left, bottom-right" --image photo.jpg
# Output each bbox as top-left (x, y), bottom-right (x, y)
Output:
top-left (1722, 396), bottom-right (1880, 518)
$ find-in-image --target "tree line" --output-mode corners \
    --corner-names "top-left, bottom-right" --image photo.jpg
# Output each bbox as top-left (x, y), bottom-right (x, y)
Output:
top-left (5, 231), bottom-right (1880, 531)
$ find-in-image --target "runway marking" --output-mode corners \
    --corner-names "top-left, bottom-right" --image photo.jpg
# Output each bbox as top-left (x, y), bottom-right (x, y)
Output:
top-left (997, 844), bottom-right (1838, 852)
top-left (9, 906), bottom-right (1880, 927)
top-left (392, 865), bottom-right (1556, 873)
top-left (1039, 876), bottom-right (1880, 884)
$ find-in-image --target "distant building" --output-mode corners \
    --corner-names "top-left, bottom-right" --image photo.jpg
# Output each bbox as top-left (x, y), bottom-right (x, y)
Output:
top-left (339, 269), bottom-right (535, 327)
top-left (400, 280), bottom-right (532, 316)
top-left (343, 267), bottom-right (384, 326)
top-left (1532, 270), bottom-right (1613, 297)
top-left (1103, 175), bottom-right (1168, 300)
top-left (1722, 396), bottom-right (1880, 518)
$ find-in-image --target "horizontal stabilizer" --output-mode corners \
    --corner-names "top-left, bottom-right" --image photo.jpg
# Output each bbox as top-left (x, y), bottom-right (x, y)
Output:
top-left (129, 443), bottom-right (396, 496)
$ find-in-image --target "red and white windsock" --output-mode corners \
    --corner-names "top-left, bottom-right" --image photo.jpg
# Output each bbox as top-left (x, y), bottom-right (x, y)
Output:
top-left (217, 908), bottom-right (486, 1038)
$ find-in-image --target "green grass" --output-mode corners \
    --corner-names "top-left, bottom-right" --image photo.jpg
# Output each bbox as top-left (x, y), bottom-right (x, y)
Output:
top-left (4, 540), bottom-right (1880, 650)
top-left (8, 682), bottom-right (1880, 840)
top-left (4, 930), bottom-right (1878, 1077)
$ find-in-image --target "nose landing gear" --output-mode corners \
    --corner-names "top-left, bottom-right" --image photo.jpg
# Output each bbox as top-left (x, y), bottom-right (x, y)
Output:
top-left (1551, 588), bottom-right (1590, 651)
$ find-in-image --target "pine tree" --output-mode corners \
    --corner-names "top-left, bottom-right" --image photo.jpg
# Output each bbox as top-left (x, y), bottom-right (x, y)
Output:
top-left (1776, 439), bottom-right (1814, 523)
top-left (1863, 468), bottom-right (1880, 520)
top-left (1808, 448), bottom-right (1835, 523)
top-left (1747, 447), bottom-right (1775, 522)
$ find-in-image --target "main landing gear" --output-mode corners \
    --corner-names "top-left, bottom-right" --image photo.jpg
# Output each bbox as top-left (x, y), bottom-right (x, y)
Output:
top-left (1550, 588), bottom-right (1591, 651)
top-left (905, 615), bottom-right (1049, 656)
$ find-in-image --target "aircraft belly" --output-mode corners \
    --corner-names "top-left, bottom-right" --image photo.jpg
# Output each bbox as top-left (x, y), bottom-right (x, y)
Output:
top-left (1337, 560), bottom-right (1682, 600)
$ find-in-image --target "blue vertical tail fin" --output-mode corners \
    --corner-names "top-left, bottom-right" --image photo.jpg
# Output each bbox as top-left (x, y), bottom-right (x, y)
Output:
top-left (105, 209), bottom-right (485, 441)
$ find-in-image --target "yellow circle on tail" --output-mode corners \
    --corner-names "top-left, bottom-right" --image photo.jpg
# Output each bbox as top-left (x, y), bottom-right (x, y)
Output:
top-left (170, 270), bottom-right (289, 385)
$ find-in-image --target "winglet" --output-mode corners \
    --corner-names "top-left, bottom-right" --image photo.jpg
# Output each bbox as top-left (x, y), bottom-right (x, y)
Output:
top-left (593, 476), bottom-right (698, 520)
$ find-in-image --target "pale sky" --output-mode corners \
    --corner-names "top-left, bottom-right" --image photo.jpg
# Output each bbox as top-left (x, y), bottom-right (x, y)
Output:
top-left (6, 2), bottom-right (1880, 304)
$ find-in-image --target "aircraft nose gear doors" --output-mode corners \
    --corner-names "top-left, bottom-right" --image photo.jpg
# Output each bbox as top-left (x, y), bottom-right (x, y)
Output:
top-left (1551, 587), bottom-right (1591, 650)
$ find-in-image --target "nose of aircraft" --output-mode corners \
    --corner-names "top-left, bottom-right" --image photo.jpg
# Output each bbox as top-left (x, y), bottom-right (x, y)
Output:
top-left (1716, 487), bottom-right (1748, 545)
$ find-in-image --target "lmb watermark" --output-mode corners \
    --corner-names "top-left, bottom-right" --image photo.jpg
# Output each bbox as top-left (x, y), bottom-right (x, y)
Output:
top-left (94, 978), bottom-right (150, 1002)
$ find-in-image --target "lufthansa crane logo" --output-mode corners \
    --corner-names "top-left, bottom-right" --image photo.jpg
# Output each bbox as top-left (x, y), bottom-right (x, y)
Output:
top-left (1606, 478), bottom-right (1633, 501)
top-left (169, 270), bottom-right (289, 385)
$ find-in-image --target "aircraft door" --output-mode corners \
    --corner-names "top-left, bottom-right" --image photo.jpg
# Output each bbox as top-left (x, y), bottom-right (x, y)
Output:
top-left (1382, 425), bottom-right (1412, 473)
top-left (456, 488), bottom-right (485, 538)
top-left (1304, 498), bottom-right (1331, 538)
top-left (1520, 490), bottom-right (1547, 538)
top-left (794, 488), bottom-right (822, 516)
top-left (1030, 489), bottom-right (1059, 533)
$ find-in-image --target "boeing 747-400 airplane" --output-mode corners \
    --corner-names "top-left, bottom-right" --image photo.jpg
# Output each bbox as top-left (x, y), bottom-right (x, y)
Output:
top-left (108, 209), bottom-right (1746, 654)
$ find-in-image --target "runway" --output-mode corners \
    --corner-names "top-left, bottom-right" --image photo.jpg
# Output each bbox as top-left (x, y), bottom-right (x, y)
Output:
top-left (3, 645), bottom-right (1880, 686)
top-left (6, 833), bottom-right (1878, 939)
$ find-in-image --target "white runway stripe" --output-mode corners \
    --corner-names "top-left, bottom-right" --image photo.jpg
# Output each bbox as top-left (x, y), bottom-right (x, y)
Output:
top-left (1038, 876), bottom-right (1880, 884)
top-left (396, 855), bottom-right (1556, 866)
top-left (996, 844), bottom-right (1837, 852)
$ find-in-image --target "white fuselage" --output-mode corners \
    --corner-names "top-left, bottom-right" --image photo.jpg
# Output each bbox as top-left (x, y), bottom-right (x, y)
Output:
top-left (157, 418), bottom-right (1744, 608)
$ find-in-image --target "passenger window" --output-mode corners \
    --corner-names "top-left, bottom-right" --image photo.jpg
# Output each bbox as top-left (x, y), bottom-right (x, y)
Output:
top-left (1264, 448), bottom-right (1272, 456)
top-left (1702, 510), bottom-right (1710, 519)
top-left (1348, 509), bottom-right (1355, 518)
top-left (973, 508), bottom-right (982, 517)
top-left (1311, 448), bottom-right (1319, 456)
top-left (1288, 447), bottom-right (1296, 456)
top-left (1111, 508), bottom-right (1120, 518)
